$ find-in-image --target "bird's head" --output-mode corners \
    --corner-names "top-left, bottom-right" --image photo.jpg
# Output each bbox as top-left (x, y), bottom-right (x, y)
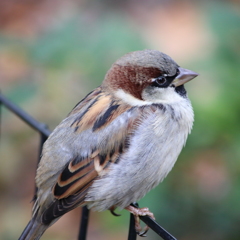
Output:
top-left (103, 50), bottom-right (198, 104)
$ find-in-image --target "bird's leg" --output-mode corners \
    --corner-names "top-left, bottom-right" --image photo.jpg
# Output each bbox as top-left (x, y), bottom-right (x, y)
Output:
top-left (125, 205), bottom-right (155, 237)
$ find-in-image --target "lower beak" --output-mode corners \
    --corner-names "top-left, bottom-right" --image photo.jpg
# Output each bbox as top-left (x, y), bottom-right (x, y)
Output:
top-left (172, 67), bottom-right (199, 87)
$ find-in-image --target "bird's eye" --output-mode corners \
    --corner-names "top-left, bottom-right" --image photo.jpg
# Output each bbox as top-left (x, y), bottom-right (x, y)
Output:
top-left (156, 77), bottom-right (167, 85)
top-left (151, 76), bottom-right (167, 87)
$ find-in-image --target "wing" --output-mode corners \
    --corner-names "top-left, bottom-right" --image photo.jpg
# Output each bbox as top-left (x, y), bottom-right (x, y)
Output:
top-left (36, 87), bottom-right (140, 224)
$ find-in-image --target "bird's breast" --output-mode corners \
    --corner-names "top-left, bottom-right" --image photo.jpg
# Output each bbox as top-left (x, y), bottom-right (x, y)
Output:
top-left (86, 100), bottom-right (194, 210)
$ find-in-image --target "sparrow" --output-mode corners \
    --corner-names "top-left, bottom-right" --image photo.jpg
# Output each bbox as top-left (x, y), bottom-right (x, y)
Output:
top-left (19, 49), bottom-right (198, 240)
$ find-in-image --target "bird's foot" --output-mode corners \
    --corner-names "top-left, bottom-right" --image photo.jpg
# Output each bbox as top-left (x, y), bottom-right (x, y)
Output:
top-left (125, 205), bottom-right (155, 237)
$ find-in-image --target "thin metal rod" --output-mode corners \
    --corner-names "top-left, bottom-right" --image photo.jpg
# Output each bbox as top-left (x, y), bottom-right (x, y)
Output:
top-left (0, 92), bottom-right (92, 240)
top-left (1, 91), bottom-right (179, 240)
top-left (78, 206), bottom-right (90, 240)
top-left (0, 92), bottom-right (51, 137)
top-left (128, 213), bottom-right (137, 240)
top-left (139, 216), bottom-right (177, 240)
top-left (131, 203), bottom-right (177, 240)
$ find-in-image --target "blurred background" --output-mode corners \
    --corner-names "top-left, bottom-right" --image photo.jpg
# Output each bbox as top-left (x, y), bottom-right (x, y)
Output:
top-left (0, 0), bottom-right (240, 239)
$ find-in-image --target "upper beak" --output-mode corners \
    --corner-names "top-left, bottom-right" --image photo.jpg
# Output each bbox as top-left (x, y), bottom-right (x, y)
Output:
top-left (172, 67), bottom-right (199, 87)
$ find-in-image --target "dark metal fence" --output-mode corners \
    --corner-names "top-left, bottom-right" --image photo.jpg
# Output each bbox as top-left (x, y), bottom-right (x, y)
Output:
top-left (0, 92), bottom-right (177, 240)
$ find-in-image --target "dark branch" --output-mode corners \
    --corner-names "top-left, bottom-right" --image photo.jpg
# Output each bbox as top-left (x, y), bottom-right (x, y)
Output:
top-left (1, 92), bottom-right (178, 240)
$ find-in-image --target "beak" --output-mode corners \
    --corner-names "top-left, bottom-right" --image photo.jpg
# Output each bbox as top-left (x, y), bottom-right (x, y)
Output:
top-left (172, 67), bottom-right (199, 87)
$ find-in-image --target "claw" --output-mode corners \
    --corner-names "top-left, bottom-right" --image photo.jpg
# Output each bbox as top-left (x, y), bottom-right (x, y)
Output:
top-left (109, 206), bottom-right (121, 217)
top-left (110, 209), bottom-right (121, 217)
top-left (138, 232), bottom-right (147, 237)
top-left (138, 225), bottom-right (149, 237)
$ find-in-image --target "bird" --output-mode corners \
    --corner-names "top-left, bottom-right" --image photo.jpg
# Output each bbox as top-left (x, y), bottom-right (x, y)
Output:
top-left (19, 49), bottom-right (198, 240)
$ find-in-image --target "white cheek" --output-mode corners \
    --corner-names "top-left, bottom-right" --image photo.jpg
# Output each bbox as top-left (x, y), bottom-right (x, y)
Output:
top-left (115, 87), bottom-right (185, 106)
top-left (142, 86), bottom-right (184, 104)
top-left (114, 89), bottom-right (152, 106)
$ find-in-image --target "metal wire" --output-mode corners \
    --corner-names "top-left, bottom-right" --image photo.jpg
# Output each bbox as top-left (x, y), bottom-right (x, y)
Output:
top-left (78, 206), bottom-right (90, 240)
top-left (0, 91), bottom-right (178, 240)
top-left (128, 213), bottom-right (137, 240)
top-left (0, 93), bottom-right (51, 137)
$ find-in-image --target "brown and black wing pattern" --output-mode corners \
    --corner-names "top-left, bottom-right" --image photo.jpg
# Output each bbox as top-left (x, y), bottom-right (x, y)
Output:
top-left (40, 87), bottom-right (138, 224)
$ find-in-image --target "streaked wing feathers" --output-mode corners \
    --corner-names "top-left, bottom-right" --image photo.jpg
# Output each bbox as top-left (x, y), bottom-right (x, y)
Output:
top-left (44, 140), bottom-right (128, 224)
top-left (42, 185), bottom-right (91, 224)
top-left (52, 87), bottom-right (135, 202)
top-left (70, 89), bottom-right (132, 132)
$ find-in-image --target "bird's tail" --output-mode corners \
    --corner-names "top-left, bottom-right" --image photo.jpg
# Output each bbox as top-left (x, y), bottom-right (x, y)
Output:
top-left (18, 217), bottom-right (48, 240)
